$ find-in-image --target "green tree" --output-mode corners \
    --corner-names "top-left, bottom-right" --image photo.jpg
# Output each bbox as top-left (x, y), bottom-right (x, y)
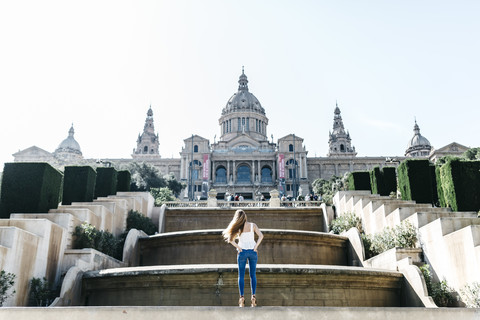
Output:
top-left (150, 187), bottom-right (176, 206)
top-left (128, 162), bottom-right (166, 191)
top-left (463, 147), bottom-right (480, 160)
top-left (163, 172), bottom-right (185, 197)
top-left (311, 175), bottom-right (345, 205)
top-left (0, 270), bottom-right (15, 306)
top-left (29, 277), bottom-right (55, 306)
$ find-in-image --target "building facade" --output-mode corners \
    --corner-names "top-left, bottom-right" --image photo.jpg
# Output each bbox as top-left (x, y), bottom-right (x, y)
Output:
top-left (12, 70), bottom-right (471, 199)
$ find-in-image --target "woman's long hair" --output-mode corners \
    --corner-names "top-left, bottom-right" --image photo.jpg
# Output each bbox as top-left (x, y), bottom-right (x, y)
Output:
top-left (222, 209), bottom-right (247, 243)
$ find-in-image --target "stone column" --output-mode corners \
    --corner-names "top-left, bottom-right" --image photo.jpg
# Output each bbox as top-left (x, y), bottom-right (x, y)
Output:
top-left (227, 160), bottom-right (230, 182)
top-left (180, 157), bottom-right (185, 180)
top-left (303, 155), bottom-right (308, 178)
top-left (252, 160), bottom-right (255, 183)
top-left (258, 160), bottom-right (261, 181)
top-left (211, 160), bottom-right (215, 183)
top-left (232, 160), bottom-right (236, 183)
top-left (299, 155), bottom-right (304, 179)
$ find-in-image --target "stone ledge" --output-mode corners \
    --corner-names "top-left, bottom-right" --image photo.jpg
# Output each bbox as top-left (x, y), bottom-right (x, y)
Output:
top-left (1, 307), bottom-right (479, 320)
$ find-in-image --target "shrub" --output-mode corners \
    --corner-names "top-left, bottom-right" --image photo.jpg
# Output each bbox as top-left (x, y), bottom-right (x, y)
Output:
top-left (29, 277), bottom-right (55, 306)
top-left (62, 166), bottom-right (96, 205)
top-left (94, 167), bottom-right (118, 198)
top-left (116, 170), bottom-right (131, 192)
top-left (0, 162), bottom-right (63, 218)
top-left (346, 171), bottom-right (371, 191)
top-left (419, 264), bottom-right (454, 307)
top-left (460, 282), bottom-right (480, 308)
top-left (126, 210), bottom-right (157, 235)
top-left (397, 159), bottom-right (434, 204)
top-left (329, 212), bottom-right (363, 234)
top-left (0, 270), bottom-right (15, 306)
top-left (73, 223), bottom-right (120, 260)
top-left (364, 221), bottom-right (417, 258)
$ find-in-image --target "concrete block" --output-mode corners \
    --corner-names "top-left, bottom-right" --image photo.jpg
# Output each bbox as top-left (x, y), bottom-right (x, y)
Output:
top-left (0, 226), bottom-right (40, 306)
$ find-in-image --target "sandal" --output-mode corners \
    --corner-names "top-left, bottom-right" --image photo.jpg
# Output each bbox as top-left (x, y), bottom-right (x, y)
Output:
top-left (239, 296), bottom-right (245, 307)
top-left (251, 295), bottom-right (257, 307)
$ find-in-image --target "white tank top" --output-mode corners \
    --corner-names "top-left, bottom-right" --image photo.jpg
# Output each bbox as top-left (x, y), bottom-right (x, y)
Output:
top-left (238, 223), bottom-right (256, 249)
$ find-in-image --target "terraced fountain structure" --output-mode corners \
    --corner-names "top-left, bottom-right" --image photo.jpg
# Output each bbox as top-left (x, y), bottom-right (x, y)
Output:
top-left (81, 207), bottom-right (405, 307)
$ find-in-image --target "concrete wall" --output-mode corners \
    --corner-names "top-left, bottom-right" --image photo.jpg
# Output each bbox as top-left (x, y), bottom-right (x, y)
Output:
top-left (161, 207), bottom-right (325, 233)
top-left (139, 229), bottom-right (348, 266)
top-left (1, 307), bottom-right (480, 320)
top-left (81, 265), bottom-right (403, 307)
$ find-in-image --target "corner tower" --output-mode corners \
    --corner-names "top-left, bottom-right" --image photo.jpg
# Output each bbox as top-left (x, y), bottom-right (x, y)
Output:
top-left (328, 103), bottom-right (356, 157)
top-left (132, 106), bottom-right (160, 159)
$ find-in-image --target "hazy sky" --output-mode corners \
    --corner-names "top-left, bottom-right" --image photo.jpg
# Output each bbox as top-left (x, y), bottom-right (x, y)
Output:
top-left (1, 1), bottom-right (479, 171)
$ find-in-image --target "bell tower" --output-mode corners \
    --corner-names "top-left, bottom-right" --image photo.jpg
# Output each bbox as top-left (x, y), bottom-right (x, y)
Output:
top-left (328, 102), bottom-right (356, 157)
top-left (132, 106), bottom-right (161, 158)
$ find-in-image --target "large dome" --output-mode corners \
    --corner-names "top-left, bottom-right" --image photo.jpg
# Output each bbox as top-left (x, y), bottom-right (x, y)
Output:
top-left (405, 121), bottom-right (432, 157)
top-left (55, 125), bottom-right (82, 155)
top-left (222, 69), bottom-right (265, 115)
top-left (407, 122), bottom-right (431, 149)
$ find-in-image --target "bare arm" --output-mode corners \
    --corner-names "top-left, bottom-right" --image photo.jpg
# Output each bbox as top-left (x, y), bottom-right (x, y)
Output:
top-left (229, 240), bottom-right (243, 252)
top-left (253, 223), bottom-right (264, 252)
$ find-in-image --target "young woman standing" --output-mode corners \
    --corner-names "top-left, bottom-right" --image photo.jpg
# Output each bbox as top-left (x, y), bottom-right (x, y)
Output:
top-left (222, 209), bottom-right (264, 307)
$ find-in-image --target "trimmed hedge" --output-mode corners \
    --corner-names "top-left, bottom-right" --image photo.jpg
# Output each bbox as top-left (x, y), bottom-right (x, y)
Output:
top-left (435, 165), bottom-right (446, 207)
top-left (347, 171), bottom-right (371, 191)
top-left (438, 159), bottom-right (480, 211)
top-left (94, 167), bottom-right (118, 198)
top-left (370, 167), bottom-right (382, 195)
top-left (62, 166), bottom-right (96, 205)
top-left (116, 170), bottom-right (131, 192)
top-left (370, 166), bottom-right (397, 196)
top-left (397, 159), bottom-right (434, 204)
top-left (0, 162), bottom-right (63, 218)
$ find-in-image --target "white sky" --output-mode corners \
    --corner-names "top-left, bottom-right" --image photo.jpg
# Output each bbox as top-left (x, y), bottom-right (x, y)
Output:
top-left (1, 1), bottom-right (479, 171)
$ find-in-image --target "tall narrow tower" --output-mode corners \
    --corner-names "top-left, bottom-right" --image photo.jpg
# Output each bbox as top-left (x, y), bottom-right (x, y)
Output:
top-left (328, 103), bottom-right (356, 157)
top-left (132, 106), bottom-right (160, 158)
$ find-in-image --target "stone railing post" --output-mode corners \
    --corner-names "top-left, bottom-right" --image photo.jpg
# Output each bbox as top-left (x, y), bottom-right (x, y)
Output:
top-left (207, 189), bottom-right (218, 207)
top-left (269, 189), bottom-right (280, 207)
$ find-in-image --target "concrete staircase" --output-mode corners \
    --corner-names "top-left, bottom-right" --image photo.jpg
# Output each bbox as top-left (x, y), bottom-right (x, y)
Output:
top-left (0, 192), bottom-right (154, 306)
top-left (334, 191), bottom-right (480, 295)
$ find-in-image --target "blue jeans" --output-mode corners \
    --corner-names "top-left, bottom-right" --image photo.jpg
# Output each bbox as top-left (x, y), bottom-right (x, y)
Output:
top-left (237, 249), bottom-right (258, 296)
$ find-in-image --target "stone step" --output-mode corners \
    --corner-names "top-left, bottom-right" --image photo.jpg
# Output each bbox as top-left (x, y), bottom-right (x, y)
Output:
top-left (403, 210), bottom-right (477, 229)
top-left (420, 217), bottom-right (480, 237)
top-left (2, 306), bottom-right (480, 320)
top-left (82, 264), bottom-right (404, 307)
top-left (140, 229), bottom-right (349, 266)
top-left (162, 207), bottom-right (325, 233)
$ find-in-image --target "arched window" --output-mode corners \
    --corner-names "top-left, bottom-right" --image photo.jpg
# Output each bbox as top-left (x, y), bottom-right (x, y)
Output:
top-left (261, 166), bottom-right (272, 183)
top-left (194, 145), bottom-right (199, 153)
top-left (236, 165), bottom-right (251, 183)
top-left (215, 166), bottom-right (227, 183)
top-left (340, 144), bottom-right (345, 152)
top-left (289, 144), bottom-right (294, 152)
top-left (143, 146), bottom-right (148, 153)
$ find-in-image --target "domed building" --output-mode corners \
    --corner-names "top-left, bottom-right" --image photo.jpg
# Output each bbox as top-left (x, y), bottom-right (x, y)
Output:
top-left (405, 120), bottom-right (432, 158)
top-left (54, 124), bottom-right (83, 162)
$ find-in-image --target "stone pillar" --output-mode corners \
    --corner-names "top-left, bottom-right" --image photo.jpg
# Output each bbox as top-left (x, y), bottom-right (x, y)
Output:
top-left (226, 160), bottom-right (230, 182)
top-left (207, 189), bottom-right (218, 207)
top-left (211, 160), bottom-right (215, 183)
top-left (180, 157), bottom-right (185, 180)
top-left (252, 160), bottom-right (255, 183)
top-left (335, 163), bottom-right (338, 176)
top-left (232, 160), bottom-right (236, 183)
top-left (272, 160), bottom-right (276, 182)
top-left (269, 189), bottom-right (280, 207)
top-left (257, 160), bottom-right (261, 182)
top-left (303, 155), bottom-right (308, 178)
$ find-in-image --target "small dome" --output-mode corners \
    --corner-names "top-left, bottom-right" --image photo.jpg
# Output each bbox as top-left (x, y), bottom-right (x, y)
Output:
top-left (55, 125), bottom-right (82, 155)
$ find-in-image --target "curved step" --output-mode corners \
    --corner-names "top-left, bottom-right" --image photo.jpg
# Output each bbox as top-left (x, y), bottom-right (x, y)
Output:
top-left (82, 264), bottom-right (404, 307)
top-left (162, 207), bottom-right (325, 232)
top-left (139, 229), bottom-right (348, 266)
